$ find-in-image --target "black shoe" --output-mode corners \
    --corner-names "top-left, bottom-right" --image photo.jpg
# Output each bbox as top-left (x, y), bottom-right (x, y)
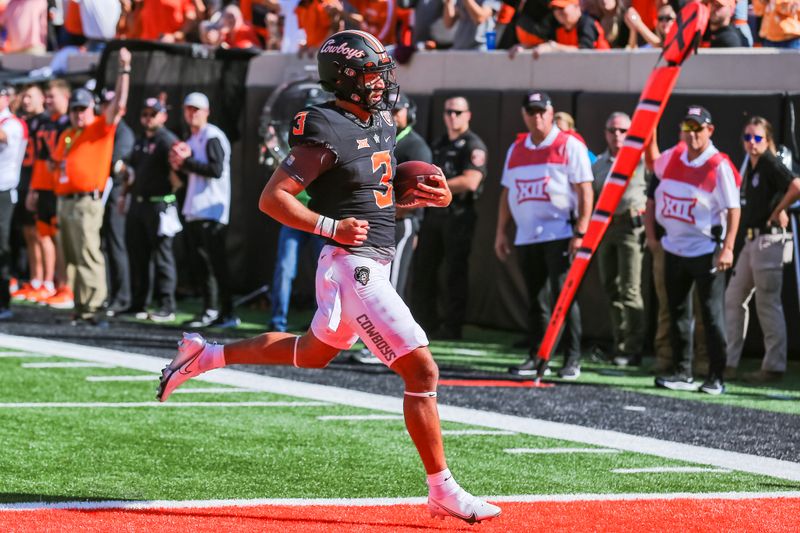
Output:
top-left (182, 309), bottom-right (219, 328)
top-left (655, 373), bottom-right (698, 391)
top-left (509, 357), bottom-right (551, 377)
top-left (558, 361), bottom-right (581, 380)
top-left (104, 302), bottom-right (129, 318)
top-left (149, 309), bottom-right (176, 323)
top-left (210, 315), bottom-right (241, 329)
top-left (699, 378), bottom-right (725, 395)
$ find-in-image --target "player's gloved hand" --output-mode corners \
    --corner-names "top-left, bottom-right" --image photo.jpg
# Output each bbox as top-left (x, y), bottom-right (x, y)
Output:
top-left (334, 217), bottom-right (370, 246)
top-left (397, 171), bottom-right (452, 209)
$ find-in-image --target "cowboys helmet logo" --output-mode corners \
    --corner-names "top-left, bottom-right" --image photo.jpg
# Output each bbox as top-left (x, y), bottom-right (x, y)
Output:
top-left (354, 266), bottom-right (370, 286)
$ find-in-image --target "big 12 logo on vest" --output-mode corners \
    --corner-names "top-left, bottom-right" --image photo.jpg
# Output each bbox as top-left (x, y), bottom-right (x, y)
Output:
top-left (661, 191), bottom-right (698, 224)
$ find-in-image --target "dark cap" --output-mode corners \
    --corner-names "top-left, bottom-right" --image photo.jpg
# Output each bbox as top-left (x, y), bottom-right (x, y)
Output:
top-left (523, 90), bottom-right (552, 111)
top-left (142, 97), bottom-right (167, 113)
top-left (69, 88), bottom-right (96, 110)
top-left (393, 92), bottom-right (411, 111)
top-left (683, 105), bottom-right (713, 125)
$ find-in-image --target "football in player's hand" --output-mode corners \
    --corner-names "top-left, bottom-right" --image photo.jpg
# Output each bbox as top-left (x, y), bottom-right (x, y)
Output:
top-left (394, 161), bottom-right (442, 205)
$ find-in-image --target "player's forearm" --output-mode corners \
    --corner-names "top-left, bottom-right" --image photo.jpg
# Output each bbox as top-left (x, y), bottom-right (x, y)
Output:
top-left (723, 208), bottom-right (740, 251)
top-left (773, 178), bottom-right (800, 215)
top-left (447, 171), bottom-right (482, 194)
top-left (574, 182), bottom-right (593, 233)
top-left (259, 185), bottom-right (319, 233)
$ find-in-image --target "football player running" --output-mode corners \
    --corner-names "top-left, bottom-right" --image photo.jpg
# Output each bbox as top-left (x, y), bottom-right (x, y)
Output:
top-left (157, 30), bottom-right (501, 524)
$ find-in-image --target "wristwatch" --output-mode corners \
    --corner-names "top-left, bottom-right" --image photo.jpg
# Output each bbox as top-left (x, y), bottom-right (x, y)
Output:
top-left (573, 230), bottom-right (585, 238)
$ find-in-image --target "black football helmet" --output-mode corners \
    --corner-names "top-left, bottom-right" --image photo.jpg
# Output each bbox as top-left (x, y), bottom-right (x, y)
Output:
top-left (317, 30), bottom-right (398, 111)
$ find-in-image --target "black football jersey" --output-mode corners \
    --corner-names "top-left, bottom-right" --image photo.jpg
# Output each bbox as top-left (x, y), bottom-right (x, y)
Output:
top-left (34, 113), bottom-right (70, 164)
top-left (287, 101), bottom-right (397, 250)
top-left (22, 112), bottom-right (49, 172)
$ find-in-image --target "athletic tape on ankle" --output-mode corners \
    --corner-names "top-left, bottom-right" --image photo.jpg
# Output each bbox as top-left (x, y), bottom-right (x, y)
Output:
top-left (313, 215), bottom-right (338, 239)
top-left (292, 336), bottom-right (299, 368)
top-left (404, 391), bottom-right (438, 398)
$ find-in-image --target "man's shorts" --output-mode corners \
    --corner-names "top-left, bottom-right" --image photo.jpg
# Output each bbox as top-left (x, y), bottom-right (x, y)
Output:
top-left (35, 190), bottom-right (58, 237)
top-left (311, 245), bottom-right (428, 366)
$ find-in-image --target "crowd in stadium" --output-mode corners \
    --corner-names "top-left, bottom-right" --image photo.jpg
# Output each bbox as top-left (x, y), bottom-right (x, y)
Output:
top-left (0, 0), bottom-right (799, 56)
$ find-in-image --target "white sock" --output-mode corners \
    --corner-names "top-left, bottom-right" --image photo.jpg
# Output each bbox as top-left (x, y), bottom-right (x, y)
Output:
top-left (30, 279), bottom-right (42, 289)
top-left (427, 468), bottom-right (459, 498)
top-left (43, 281), bottom-right (55, 291)
top-left (199, 343), bottom-right (226, 372)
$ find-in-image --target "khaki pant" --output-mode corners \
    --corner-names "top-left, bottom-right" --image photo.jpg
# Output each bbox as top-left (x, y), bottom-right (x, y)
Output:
top-left (597, 222), bottom-right (645, 355)
top-left (725, 234), bottom-right (791, 372)
top-left (651, 245), bottom-right (708, 374)
top-left (58, 196), bottom-right (107, 319)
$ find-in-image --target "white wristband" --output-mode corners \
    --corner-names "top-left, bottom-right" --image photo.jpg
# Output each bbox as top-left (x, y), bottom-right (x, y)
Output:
top-left (313, 215), bottom-right (338, 239)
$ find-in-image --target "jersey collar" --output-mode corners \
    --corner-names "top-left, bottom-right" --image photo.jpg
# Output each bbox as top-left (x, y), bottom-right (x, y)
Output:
top-left (681, 141), bottom-right (718, 168)
top-left (524, 125), bottom-right (560, 150)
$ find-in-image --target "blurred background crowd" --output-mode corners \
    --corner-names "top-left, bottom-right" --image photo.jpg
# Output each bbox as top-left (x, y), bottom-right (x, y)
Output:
top-left (0, 0), bottom-right (798, 59)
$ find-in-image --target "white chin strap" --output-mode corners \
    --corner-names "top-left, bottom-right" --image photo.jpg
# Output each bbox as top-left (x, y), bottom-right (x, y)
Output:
top-left (404, 391), bottom-right (437, 398)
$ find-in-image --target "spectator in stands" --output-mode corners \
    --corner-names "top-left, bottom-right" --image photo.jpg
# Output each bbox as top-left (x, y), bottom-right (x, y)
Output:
top-left (501, 0), bottom-right (552, 51)
top-left (76, 0), bottom-right (122, 51)
top-left (135, 0), bottom-right (199, 42)
top-left (496, 91), bottom-right (593, 379)
top-left (262, 0), bottom-right (305, 52)
top-left (0, 84), bottom-right (29, 320)
top-left (625, 2), bottom-right (674, 48)
top-left (0, 0), bottom-right (48, 54)
top-left (122, 97), bottom-right (181, 323)
top-left (733, 0), bottom-right (753, 46)
top-left (170, 92), bottom-right (239, 329)
top-left (754, 0), bottom-right (800, 49)
top-left (645, 106), bottom-right (740, 395)
top-left (295, 0), bottom-right (341, 55)
top-left (725, 116), bottom-right (800, 384)
top-left (53, 52), bottom-right (131, 326)
top-left (100, 90), bottom-right (135, 317)
top-left (592, 112), bottom-right (647, 367)
top-left (413, 0), bottom-right (454, 50)
top-left (443, 0), bottom-right (502, 50)
top-left (511, 0), bottom-right (610, 58)
top-left (412, 96), bottom-right (488, 340)
top-left (702, 0), bottom-right (748, 47)
top-left (219, 4), bottom-right (263, 49)
top-left (584, 0), bottom-right (631, 48)
top-left (347, 0), bottom-right (400, 45)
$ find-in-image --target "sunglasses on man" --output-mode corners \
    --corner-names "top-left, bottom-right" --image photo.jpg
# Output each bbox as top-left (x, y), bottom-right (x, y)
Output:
top-left (444, 109), bottom-right (467, 117)
top-left (657, 15), bottom-right (675, 22)
top-left (742, 133), bottom-right (764, 143)
top-left (606, 127), bottom-right (628, 134)
top-left (680, 121), bottom-right (706, 133)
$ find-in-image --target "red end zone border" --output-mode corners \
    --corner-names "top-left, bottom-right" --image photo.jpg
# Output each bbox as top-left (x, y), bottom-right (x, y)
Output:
top-left (3, 494), bottom-right (798, 532)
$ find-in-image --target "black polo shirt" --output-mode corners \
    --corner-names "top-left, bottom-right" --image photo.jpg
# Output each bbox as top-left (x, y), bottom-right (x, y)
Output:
top-left (128, 126), bottom-right (180, 198)
top-left (431, 129), bottom-right (488, 208)
top-left (741, 150), bottom-right (795, 230)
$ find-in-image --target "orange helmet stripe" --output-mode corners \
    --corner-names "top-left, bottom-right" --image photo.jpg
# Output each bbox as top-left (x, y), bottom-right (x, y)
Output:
top-left (341, 29), bottom-right (386, 53)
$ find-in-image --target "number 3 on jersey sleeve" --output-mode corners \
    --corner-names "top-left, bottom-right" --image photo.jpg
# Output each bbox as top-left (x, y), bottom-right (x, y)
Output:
top-left (292, 111), bottom-right (309, 136)
top-left (371, 150), bottom-right (393, 208)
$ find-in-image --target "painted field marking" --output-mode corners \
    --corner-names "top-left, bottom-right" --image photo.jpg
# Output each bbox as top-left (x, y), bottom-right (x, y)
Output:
top-left (505, 447), bottom-right (621, 455)
top-left (173, 388), bottom-right (259, 394)
top-left (86, 375), bottom-right (157, 382)
top-left (624, 406), bottom-right (647, 412)
top-left (442, 430), bottom-right (516, 436)
top-left (2, 334), bottom-right (799, 482)
top-left (3, 490), bottom-right (800, 511)
top-left (317, 415), bottom-right (404, 421)
top-left (612, 467), bottom-right (732, 474)
top-left (0, 352), bottom-right (53, 358)
top-left (0, 401), bottom-right (330, 409)
top-left (22, 362), bottom-right (114, 369)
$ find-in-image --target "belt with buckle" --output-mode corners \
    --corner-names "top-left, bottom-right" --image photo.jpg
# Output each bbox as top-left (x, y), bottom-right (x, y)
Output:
top-left (745, 226), bottom-right (783, 240)
top-left (62, 190), bottom-right (100, 200)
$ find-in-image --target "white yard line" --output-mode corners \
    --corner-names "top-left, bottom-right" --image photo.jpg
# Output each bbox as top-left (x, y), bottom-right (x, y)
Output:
top-left (1, 334), bottom-right (799, 482)
top-left (612, 467), bottom-right (732, 474)
top-left (442, 430), bottom-right (516, 436)
top-left (623, 405), bottom-right (647, 412)
top-left (2, 491), bottom-right (799, 511)
top-left (0, 401), bottom-right (330, 409)
top-left (86, 375), bottom-right (157, 382)
top-left (318, 414), bottom-right (404, 421)
top-left (0, 352), bottom-right (52, 358)
top-left (22, 362), bottom-right (115, 368)
top-left (173, 388), bottom-right (259, 394)
top-left (505, 447), bottom-right (621, 454)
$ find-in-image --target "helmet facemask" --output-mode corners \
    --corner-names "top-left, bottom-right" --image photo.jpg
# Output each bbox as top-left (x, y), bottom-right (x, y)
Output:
top-left (337, 62), bottom-right (399, 112)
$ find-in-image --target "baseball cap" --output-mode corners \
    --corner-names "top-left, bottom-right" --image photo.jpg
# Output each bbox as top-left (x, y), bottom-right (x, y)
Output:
top-left (550, 0), bottom-right (579, 8)
top-left (69, 88), bottom-right (96, 110)
top-left (143, 97), bottom-right (167, 113)
top-left (683, 105), bottom-right (713, 125)
top-left (523, 90), bottom-right (552, 111)
top-left (393, 93), bottom-right (411, 111)
top-left (183, 92), bottom-right (210, 110)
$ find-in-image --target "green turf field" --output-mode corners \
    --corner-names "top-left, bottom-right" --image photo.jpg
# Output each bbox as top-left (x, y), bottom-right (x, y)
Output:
top-left (1, 348), bottom-right (798, 505)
